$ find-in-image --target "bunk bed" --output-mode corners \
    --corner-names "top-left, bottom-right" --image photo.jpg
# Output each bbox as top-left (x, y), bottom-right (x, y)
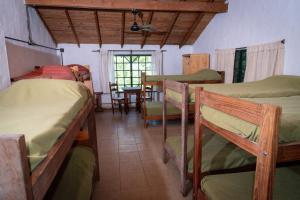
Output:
top-left (0, 79), bottom-right (99, 200)
top-left (163, 75), bottom-right (300, 195)
top-left (142, 69), bottom-right (224, 128)
top-left (193, 88), bottom-right (300, 200)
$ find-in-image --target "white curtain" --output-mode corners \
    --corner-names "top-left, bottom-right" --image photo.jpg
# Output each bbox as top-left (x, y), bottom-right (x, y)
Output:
top-left (151, 51), bottom-right (163, 75)
top-left (244, 41), bottom-right (284, 82)
top-left (99, 50), bottom-right (114, 93)
top-left (0, 26), bottom-right (10, 90)
top-left (216, 48), bottom-right (235, 83)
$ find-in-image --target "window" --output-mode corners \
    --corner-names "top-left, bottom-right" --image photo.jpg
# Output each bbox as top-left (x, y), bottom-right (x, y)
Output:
top-left (233, 49), bottom-right (247, 83)
top-left (114, 55), bottom-right (152, 88)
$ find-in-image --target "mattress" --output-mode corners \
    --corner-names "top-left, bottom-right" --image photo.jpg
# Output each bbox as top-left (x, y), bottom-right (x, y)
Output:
top-left (166, 75), bottom-right (300, 103)
top-left (0, 79), bottom-right (89, 170)
top-left (201, 95), bottom-right (300, 143)
top-left (145, 69), bottom-right (222, 82)
top-left (201, 165), bottom-right (300, 200)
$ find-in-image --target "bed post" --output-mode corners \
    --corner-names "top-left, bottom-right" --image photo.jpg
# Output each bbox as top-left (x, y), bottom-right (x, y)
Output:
top-left (253, 105), bottom-right (281, 200)
top-left (217, 71), bottom-right (225, 83)
top-left (162, 79), bottom-right (169, 163)
top-left (180, 82), bottom-right (190, 196)
top-left (88, 109), bottom-right (100, 181)
top-left (0, 134), bottom-right (33, 200)
top-left (193, 87), bottom-right (203, 200)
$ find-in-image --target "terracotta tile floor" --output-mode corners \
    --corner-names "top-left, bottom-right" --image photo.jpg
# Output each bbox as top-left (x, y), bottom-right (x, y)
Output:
top-left (93, 111), bottom-right (193, 200)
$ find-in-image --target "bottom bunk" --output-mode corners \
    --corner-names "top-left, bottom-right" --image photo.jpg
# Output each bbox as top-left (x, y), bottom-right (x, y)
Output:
top-left (143, 101), bottom-right (182, 128)
top-left (200, 165), bottom-right (300, 200)
top-left (45, 146), bottom-right (96, 200)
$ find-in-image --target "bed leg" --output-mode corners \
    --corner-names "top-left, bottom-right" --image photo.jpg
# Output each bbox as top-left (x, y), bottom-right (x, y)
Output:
top-left (0, 134), bottom-right (33, 200)
top-left (181, 180), bottom-right (192, 197)
top-left (88, 110), bottom-right (100, 181)
top-left (163, 148), bottom-right (169, 164)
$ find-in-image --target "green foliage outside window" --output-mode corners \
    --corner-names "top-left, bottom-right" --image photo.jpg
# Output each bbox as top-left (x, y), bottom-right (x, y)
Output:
top-left (114, 55), bottom-right (152, 88)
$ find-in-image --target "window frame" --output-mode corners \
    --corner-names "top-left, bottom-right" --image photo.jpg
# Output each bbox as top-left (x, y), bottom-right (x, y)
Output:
top-left (114, 54), bottom-right (152, 88)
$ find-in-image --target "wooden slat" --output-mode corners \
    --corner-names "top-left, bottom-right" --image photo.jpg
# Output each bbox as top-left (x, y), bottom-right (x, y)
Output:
top-left (94, 11), bottom-right (102, 48)
top-left (202, 119), bottom-right (260, 156)
top-left (65, 9), bottom-right (80, 47)
top-left (200, 90), bottom-right (262, 125)
top-left (179, 13), bottom-right (205, 48)
top-left (35, 8), bottom-right (57, 45)
top-left (121, 11), bottom-right (125, 48)
top-left (278, 142), bottom-right (300, 163)
top-left (25, 0), bottom-right (228, 13)
top-left (141, 11), bottom-right (154, 48)
top-left (160, 12), bottom-right (180, 48)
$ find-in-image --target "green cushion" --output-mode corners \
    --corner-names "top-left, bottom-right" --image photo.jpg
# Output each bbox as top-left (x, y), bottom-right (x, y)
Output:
top-left (50, 146), bottom-right (96, 200)
top-left (201, 165), bottom-right (300, 200)
top-left (146, 69), bottom-right (222, 82)
top-left (146, 101), bottom-right (181, 116)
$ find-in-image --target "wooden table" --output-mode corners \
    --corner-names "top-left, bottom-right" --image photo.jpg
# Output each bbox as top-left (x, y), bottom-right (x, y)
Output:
top-left (123, 86), bottom-right (141, 114)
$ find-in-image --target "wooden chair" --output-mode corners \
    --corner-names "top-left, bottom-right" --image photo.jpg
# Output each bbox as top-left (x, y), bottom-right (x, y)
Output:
top-left (109, 82), bottom-right (125, 114)
top-left (141, 84), bottom-right (154, 102)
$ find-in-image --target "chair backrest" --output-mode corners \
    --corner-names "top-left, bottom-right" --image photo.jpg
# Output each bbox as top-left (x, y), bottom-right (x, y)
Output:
top-left (109, 82), bottom-right (119, 101)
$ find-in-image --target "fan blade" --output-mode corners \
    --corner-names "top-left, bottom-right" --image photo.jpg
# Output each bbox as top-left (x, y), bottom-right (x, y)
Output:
top-left (139, 24), bottom-right (154, 29)
top-left (140, 27), bottom-right (156, 32)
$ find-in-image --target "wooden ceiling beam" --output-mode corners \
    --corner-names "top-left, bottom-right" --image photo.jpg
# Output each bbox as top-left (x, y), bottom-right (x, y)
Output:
top-left (141, 12), bottom-right (154, 49)
top-left (121, 11), bottom-right (125, 48)
top-left (35, 8), bottom-right (57, 46)
top-left (160, 12), bottom-right (180, 49)
top-left (65, 9), bottom-right (80, 47)
top-left (25, 0), bottom-right (228, 13)
top-left (94, 11), bottom-right (102, 48)
top-left (179, 13), bottom-right (205, 48)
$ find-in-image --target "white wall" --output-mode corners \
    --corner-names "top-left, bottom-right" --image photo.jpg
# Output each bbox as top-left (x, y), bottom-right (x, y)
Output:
top-left (0, 0), bottom-right (59, 80)
top-left (0, 25), bottom-right (10, 90)
top-left (59, 44), bottom-right (193, 104)
top-left (193, 0), bottom-right (300, 75)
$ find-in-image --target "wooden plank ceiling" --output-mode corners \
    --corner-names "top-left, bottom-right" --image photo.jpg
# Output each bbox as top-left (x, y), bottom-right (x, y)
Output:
top-left (26, 0), bottom-right (228, 48)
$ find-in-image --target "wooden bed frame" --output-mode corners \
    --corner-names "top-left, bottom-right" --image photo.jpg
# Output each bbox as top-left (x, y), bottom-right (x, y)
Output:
top-left (162, 73), bottom-right (224, 196)
top-left (193, 88), bottom-right (300, 200)
top-left (0, 98), bottom-right (99, 200)
top-left (142, 71), bottom-right (225, 128)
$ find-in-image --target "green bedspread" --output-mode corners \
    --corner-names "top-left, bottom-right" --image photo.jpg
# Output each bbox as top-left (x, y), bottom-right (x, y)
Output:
top-left (202, 95), bottom-right (300, 143)
top-left (167, 75), bottom-right (300, 103)
top-left (0, 79), bottom-right (89, 170)
top-left (201, 165), bottom-right (300, 200)
top-left (146, 69), bottom-right (222, 82)
top-left (50, 146), bottom-right (96, 200)
top-left (146, 101), bottom-right (181, 116)
top-left (166, 128), bottom-right (255, 173)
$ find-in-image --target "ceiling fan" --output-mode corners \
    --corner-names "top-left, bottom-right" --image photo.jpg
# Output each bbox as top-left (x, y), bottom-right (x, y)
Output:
top-left (130, 9), bottom-right (156, 32)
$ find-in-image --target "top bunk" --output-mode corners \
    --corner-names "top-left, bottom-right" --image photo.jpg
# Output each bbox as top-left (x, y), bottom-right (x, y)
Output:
top-left (142, 69), bottom-right (225, 86)
top-left (0, 79), bottom-right (98, 199)
top-left (166, 75), bottom-right (300, 104)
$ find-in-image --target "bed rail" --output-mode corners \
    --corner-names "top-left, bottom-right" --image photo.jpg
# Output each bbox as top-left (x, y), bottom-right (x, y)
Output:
top-left (193, 87), bottom-right (281, 200)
